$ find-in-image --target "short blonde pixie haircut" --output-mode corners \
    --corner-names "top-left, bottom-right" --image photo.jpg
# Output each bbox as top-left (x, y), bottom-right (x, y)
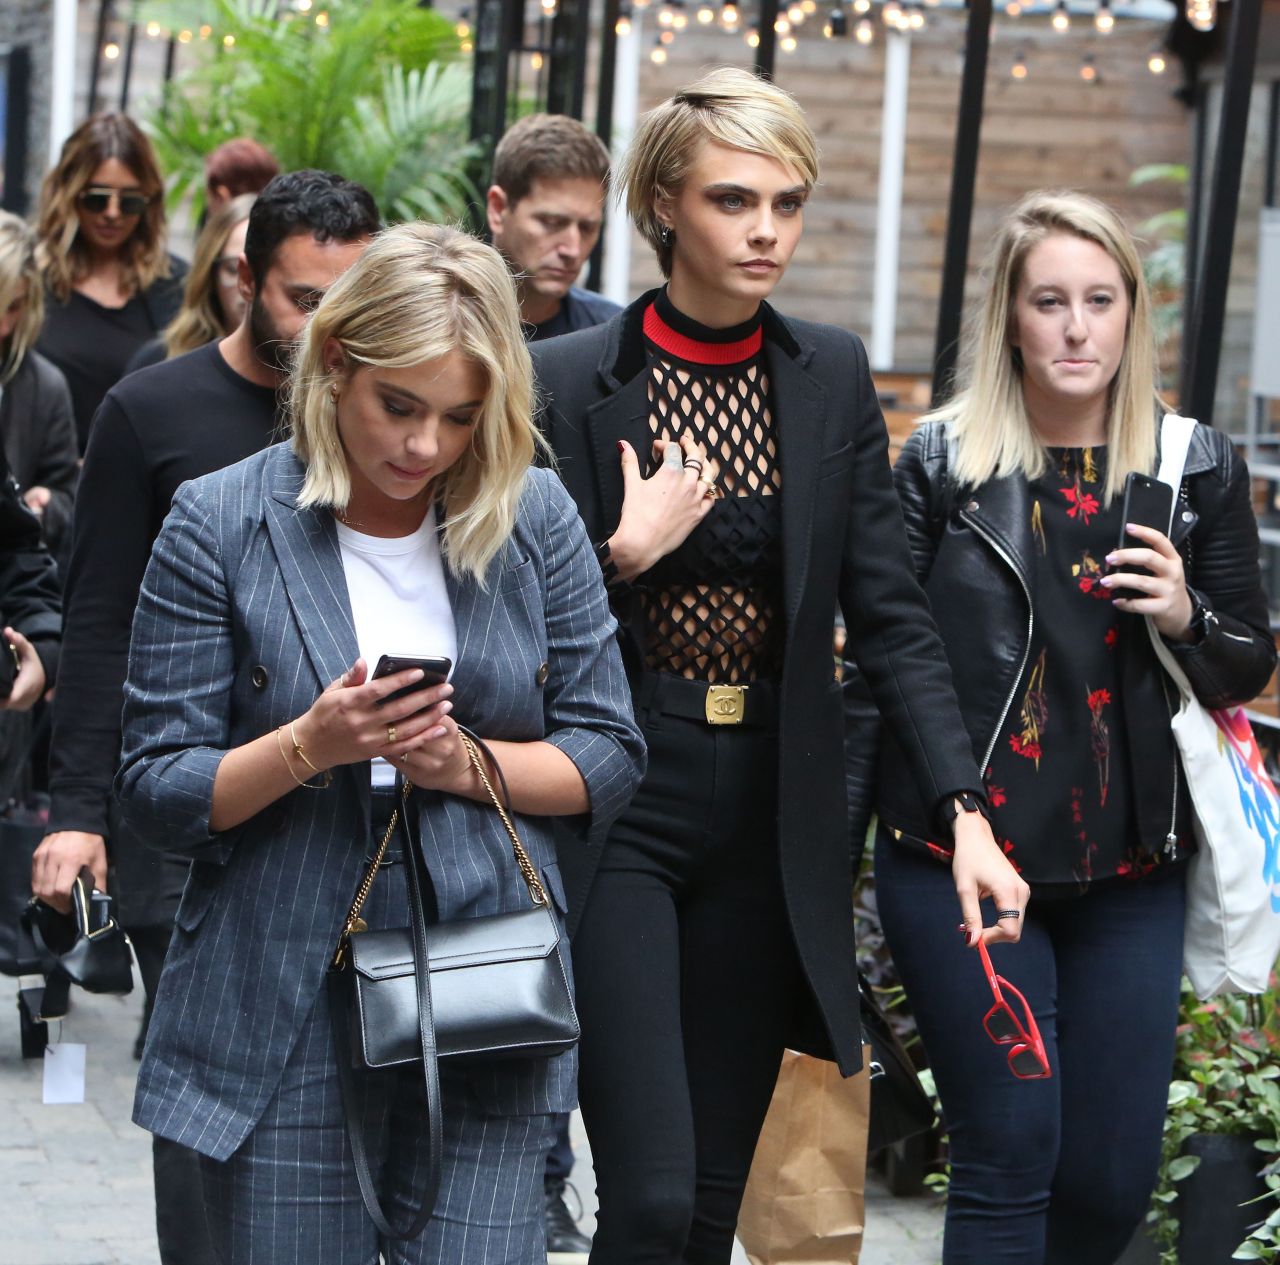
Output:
top-left (619, 67), bottom-right (819, 277)
top-left (290, 222), bottom-right (547, 585)
top-left (0, 211), bottom-right (44, 385)
top-left (930, 189), bottom-right (1165, 506)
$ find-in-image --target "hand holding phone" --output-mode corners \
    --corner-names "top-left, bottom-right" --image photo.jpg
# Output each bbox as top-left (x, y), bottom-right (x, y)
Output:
top-left (371, 654), bottom-right (452, 707)
top-left (1109, 473), bottom-right (1173, 602)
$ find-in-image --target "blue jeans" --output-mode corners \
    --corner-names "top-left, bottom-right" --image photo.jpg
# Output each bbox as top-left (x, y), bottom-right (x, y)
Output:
top-left (875, 829), bottom-right (1186, 1265)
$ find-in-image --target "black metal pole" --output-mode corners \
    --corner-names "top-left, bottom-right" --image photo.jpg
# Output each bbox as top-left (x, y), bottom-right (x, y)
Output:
top-left (2, 46), bottom-right (31, 215)
top-left (587, 0), bottom-right (623, 292)
top-left (87, 0), bottom-right (114, 117)
top-left (755, 0), bottom-right (780, 79)
top-left (119, 22), bottom-right (138, 111)
top-left (1184, 0), bottom-right (1264, 428)
top-left (930, 0), bottom-right (992, 404)
top-left (547, 0), bottom-right (593, 117)
top-left (1179, 74), bottom-right (1208, 400)
top-left (162, 34), bottom-right (177, 87)
top-left (1265, 80), bottom-right (1278, 209)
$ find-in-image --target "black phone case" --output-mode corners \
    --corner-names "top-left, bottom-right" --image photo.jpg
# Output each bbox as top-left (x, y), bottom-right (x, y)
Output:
top-left (373, 655), bottom-right (452, 706)
top-left (1112, 474), bottom-right (1173, 599)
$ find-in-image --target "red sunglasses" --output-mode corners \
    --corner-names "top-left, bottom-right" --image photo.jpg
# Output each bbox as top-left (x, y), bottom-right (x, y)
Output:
top-left (976, 940), bottom-right (1052, 1080)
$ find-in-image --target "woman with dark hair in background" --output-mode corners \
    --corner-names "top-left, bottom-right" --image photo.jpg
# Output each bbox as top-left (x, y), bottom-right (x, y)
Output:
top-left (124, 193), bottom-right (256, 374)
top-left (204, 136), bottom-right (279, 214)
top-left (35, 112), bottom-right (186, 450)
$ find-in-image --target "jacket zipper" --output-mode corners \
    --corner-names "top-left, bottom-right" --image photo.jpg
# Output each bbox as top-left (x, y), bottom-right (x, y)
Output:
top-left (1159, 670), bottom-right (1179, 856)
top-left (959, 509), bottom-right (1034, 774)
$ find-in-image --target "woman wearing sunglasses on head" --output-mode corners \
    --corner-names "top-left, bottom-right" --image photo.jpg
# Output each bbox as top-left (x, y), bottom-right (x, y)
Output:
top-left (531, 67), bottom-right (1026, 1264)
top-left (35, 113), bottom-right (186, 451)
top-left (123, 193), bottom-right (256, 375)
top-left (846, 190), bottom-right (1275, 1264)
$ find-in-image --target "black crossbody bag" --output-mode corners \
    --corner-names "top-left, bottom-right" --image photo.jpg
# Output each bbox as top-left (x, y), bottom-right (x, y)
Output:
top-left (327, 730), bottom-right (579, 1240)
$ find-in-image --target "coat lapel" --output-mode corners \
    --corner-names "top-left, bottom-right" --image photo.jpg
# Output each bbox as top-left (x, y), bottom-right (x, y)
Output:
top-left (584, 371), bottom-right (651, 537)
top-left (770, 342), bottom-right (829, 624)
top-left (263, 456), bottom-right (360, 691)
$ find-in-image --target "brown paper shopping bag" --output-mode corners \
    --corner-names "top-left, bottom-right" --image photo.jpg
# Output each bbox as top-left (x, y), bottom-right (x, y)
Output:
top-left (736, 1048), bottom-right (870, 1265)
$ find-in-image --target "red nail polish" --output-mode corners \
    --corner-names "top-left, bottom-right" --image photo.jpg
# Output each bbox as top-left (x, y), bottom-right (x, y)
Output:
top-left (616, 440), bottom-right (626, 453)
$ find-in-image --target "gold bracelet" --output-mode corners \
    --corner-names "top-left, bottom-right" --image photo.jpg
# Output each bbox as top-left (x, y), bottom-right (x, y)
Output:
top-left (276, 725), bottom-right (332, 789)
top-left (289, 721), bottom-right (332, 785)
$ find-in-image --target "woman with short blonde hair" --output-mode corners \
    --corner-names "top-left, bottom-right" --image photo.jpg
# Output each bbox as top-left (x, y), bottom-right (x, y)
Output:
top-left (855, 190), bottom-right (1275, 1262)
top-left (533, 67), bottom-right (1024, 1263)
top-left (117, 220), bottom-right (645, 1262)
top-left (35, 113), bottom-right (185, 450)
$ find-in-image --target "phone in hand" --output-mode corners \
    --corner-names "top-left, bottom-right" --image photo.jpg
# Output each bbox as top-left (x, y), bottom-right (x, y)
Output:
top-left (371, 654), bottom-right (452, 706)
top-left (1110, 472), bottom-right (1173, 601)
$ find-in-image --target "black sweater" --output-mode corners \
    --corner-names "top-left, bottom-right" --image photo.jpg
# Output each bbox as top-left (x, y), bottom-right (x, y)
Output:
top-left (48, 341), bottom-right (281, 837)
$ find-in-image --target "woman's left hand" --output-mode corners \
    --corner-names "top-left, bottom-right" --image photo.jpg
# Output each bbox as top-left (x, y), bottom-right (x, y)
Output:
top-left (397, 714), bottom-right (476, 796)
top-left (1101, 523), bottom-right (1194, 642)
top-left (0, 628), bottom-right (46, 712)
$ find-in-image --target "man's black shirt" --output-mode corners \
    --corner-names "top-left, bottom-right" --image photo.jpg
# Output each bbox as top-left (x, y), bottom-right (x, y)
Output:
top-left (49, 340), bottom-right (281, 836)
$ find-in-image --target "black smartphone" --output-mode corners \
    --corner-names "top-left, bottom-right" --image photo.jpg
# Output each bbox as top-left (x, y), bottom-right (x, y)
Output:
top-left (371, 654), bottom-right (452, 706)
top-left (1111, 472), bottom-right (1174, 601)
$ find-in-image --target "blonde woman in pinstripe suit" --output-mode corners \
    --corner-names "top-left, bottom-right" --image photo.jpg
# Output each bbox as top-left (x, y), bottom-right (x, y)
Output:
top-left (115, 223), bottom-right (645, 1263)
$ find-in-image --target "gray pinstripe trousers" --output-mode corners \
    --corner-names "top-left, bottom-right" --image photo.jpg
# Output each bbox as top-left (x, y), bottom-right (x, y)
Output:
top-left (198, 845), bottom-right (558, 1265)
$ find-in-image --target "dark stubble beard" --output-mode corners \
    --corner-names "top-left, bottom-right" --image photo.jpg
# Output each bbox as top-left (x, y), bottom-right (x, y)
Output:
top-left (248, 293), bottom-right (294, 375)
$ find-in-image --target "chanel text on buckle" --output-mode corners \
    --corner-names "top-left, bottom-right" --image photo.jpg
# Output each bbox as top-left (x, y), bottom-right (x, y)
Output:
top-left (705, 685), bottom-right (746, 724)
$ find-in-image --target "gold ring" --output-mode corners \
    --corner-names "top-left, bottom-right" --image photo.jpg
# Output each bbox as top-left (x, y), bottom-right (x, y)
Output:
top-left (386, 725), bottom-right (397, 744)
top-left (699, 476), bottom-right (719, 499)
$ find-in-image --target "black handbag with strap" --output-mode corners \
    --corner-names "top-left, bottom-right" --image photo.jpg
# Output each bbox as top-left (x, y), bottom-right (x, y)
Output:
top-left (327, 730), bottom-right (579, 1240)
top-left (859, 972), bottom-right (937, 1154)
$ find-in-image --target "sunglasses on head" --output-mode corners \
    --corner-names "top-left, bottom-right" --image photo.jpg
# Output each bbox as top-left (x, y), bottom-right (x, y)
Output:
top-left (977, 939), bottom-right (1052, 1080)
top-left (79, 187), bottom-right (149, 217)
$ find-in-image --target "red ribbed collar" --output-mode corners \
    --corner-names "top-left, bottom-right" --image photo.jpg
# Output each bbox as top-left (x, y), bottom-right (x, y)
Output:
top-left (643, 302), bottom-right (763, 366)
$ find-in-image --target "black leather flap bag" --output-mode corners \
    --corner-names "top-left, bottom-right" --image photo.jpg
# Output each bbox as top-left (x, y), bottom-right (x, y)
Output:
top-left (859, 973), bottom-right (937, 1154)
top-left (328, 730), bottom-right (578, 1240)
top-left (349, 902), bottom-right (576, 1067)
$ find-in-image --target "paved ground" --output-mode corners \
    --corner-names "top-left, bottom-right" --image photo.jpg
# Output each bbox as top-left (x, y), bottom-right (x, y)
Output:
top-left (0, 968), bottom-right (944, 1265)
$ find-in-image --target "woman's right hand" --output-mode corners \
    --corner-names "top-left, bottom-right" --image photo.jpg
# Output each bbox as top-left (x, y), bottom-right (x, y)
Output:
top-left (608, 436), bottom-right (720, 582)
top-left (293, 658), bottom-right (455, 772)
top-left (951, 808), bottom-right (1031, 946)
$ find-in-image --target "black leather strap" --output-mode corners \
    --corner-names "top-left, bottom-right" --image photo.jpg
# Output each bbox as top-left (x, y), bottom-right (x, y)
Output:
top-left (329, 779), bottom-right (443, 1241)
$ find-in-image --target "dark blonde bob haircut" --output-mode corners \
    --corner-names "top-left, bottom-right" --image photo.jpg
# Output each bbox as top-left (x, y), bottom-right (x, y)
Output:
top-left (618, 66), bottom-right (819, 278)
top-left (290, 222), bottom-right (547, 585)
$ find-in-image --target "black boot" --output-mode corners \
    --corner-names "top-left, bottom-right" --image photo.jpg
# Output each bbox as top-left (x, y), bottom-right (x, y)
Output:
top-left (545, 1179), bottom-right (592, 1263)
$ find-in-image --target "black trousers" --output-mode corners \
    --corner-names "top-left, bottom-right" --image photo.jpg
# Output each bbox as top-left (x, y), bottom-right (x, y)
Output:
top-left (573, 707), bottom-right (804, 1265)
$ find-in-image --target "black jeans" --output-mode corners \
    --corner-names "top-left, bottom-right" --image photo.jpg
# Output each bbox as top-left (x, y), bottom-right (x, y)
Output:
top-left (875, 828), bottom-right (1187, 1265)
top-left (573, 709), bottom-right (803, 1265)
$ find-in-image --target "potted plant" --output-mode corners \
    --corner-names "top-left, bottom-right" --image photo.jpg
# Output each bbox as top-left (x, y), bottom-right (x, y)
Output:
top-left (1143, 979), bottom-right (1280, 1263)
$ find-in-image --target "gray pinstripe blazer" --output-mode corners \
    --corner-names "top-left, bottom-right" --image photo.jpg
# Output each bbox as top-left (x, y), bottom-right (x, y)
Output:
top-left (116, 442), bottom-right (645, 1162)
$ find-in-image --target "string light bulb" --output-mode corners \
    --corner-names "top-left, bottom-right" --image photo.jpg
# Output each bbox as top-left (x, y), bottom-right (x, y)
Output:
top-left (908, 5), bottom-right (925, 29)
top-left (698, 2), bottom-right (716, 19)
top-left (541, 0), bottom-right (558, 13)
top-left (746, 24), bottom-right (760, 45)
top-left (296, 0), bottom-right (312, 8)
top-left (177, 28), bottom-right (193, 43)
top-left (1147, 49), bottom-right (1167, 73)
top-left (314, 10), bottom-right (329, 27)
top-left (103, 40), bottom-right (121, 59)
top-left (651, 40), bottom-right (668, 60)
top-left (616, 12), bottom-right (632, 33)
top-left (787, 3), bottom-right (806, 22)
top-left (223, 33), bottom-right (236, 46)
top-left (782, 32), bottom-right (798, 48)
top-left (855, 15), bottom-right (874, 40)
top-left (853, 0), bottom-right (870, 12)
top-left (1079, 54), bottom-right (1097, 80)
top-left (774, 15), bottom-right (791, 32)
top-left (882, 0), bottom-right (903, 24)
top-left (1005, 1), bottom-right (1022, 14)
top-left (721, 1), bottom-right (741, 27)
top-left (672, 8), bottom-right (689, 27)
top-left (1011, 49), bottom-right (1028, 77)
top-left (660, 27), bottom-right (675, 41)
top-left (1186, 0), bottom-right (1215, 30)
top-left (145, 20), bottom-right (162, 36)
top-left (1094, 0), bottom-right (1114, 31)
top-left (1051, 0), bottom-right (1069, 30)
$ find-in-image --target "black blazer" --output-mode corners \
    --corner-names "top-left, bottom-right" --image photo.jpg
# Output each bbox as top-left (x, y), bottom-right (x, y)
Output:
top-left (531, 293), bottom-right (985, 1073)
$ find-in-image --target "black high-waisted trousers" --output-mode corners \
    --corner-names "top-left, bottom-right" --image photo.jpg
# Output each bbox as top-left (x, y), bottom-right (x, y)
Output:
top-left (573, 703), bottom-right (805, 1265)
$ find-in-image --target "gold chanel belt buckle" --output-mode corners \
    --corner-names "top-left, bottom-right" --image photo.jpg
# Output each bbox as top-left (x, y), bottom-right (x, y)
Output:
top-left (705, 685), bottom-right (746, 725)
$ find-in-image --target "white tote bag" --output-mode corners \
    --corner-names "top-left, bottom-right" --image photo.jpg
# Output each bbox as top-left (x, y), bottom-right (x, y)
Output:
top-left (1149, 413), bottom-right (1280, 999)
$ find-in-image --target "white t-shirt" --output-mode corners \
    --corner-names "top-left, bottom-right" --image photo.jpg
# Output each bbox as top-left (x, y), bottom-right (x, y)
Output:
top-left (335, 506), bottom-right (457, 787)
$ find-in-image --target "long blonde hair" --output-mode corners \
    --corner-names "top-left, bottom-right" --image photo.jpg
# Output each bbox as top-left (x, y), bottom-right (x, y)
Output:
top-left (163, 194), bottom-right (256, 359)
top-left (0, 212), bottom-right (44, 385)
top-left (289, 222), bottom-right (547, 585)
top-left (927, 189), bottom-right (1165, 504)
top-left (619, 67), bottom-right (819, 278)
top-left (36, 113), bottom-right (172, 304)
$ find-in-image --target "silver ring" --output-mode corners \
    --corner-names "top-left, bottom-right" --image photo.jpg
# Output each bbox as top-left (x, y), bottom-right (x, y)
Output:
top-left (995, 909), bottom-right (1021, 920)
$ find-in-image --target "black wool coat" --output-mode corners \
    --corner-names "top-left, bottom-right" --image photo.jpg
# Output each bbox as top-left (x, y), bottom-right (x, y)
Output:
top-left (530, 293), bottom-right (985, 1073)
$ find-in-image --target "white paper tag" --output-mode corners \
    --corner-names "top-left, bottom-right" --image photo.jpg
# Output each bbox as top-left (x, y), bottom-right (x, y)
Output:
top-left (42, 1043), bottom-right (86, 1104)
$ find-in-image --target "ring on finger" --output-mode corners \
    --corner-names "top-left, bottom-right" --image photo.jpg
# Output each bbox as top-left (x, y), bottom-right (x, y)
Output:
top-left (699, 476), bottom-right (720, 499)
top-left (386, 724), bottom-right (397, 745)
top-left (683, 457), bottom-right (704, 473)
top-left (995, 909), bottom-right (1021, 920)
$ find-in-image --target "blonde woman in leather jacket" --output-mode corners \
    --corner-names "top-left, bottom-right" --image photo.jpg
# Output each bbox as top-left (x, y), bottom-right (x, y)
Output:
top-left (847, 190), bottom-right (1275, 1265)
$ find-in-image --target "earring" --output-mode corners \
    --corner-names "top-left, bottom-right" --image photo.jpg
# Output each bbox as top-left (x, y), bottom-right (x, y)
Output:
top-left (659, 225), bottom-right (672, 246)
top-left (329, 383), bottom-right (339, 403)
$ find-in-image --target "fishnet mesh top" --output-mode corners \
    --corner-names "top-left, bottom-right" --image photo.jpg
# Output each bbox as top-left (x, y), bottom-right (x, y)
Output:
top-left (637, 291), bottom-right (783, 683)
